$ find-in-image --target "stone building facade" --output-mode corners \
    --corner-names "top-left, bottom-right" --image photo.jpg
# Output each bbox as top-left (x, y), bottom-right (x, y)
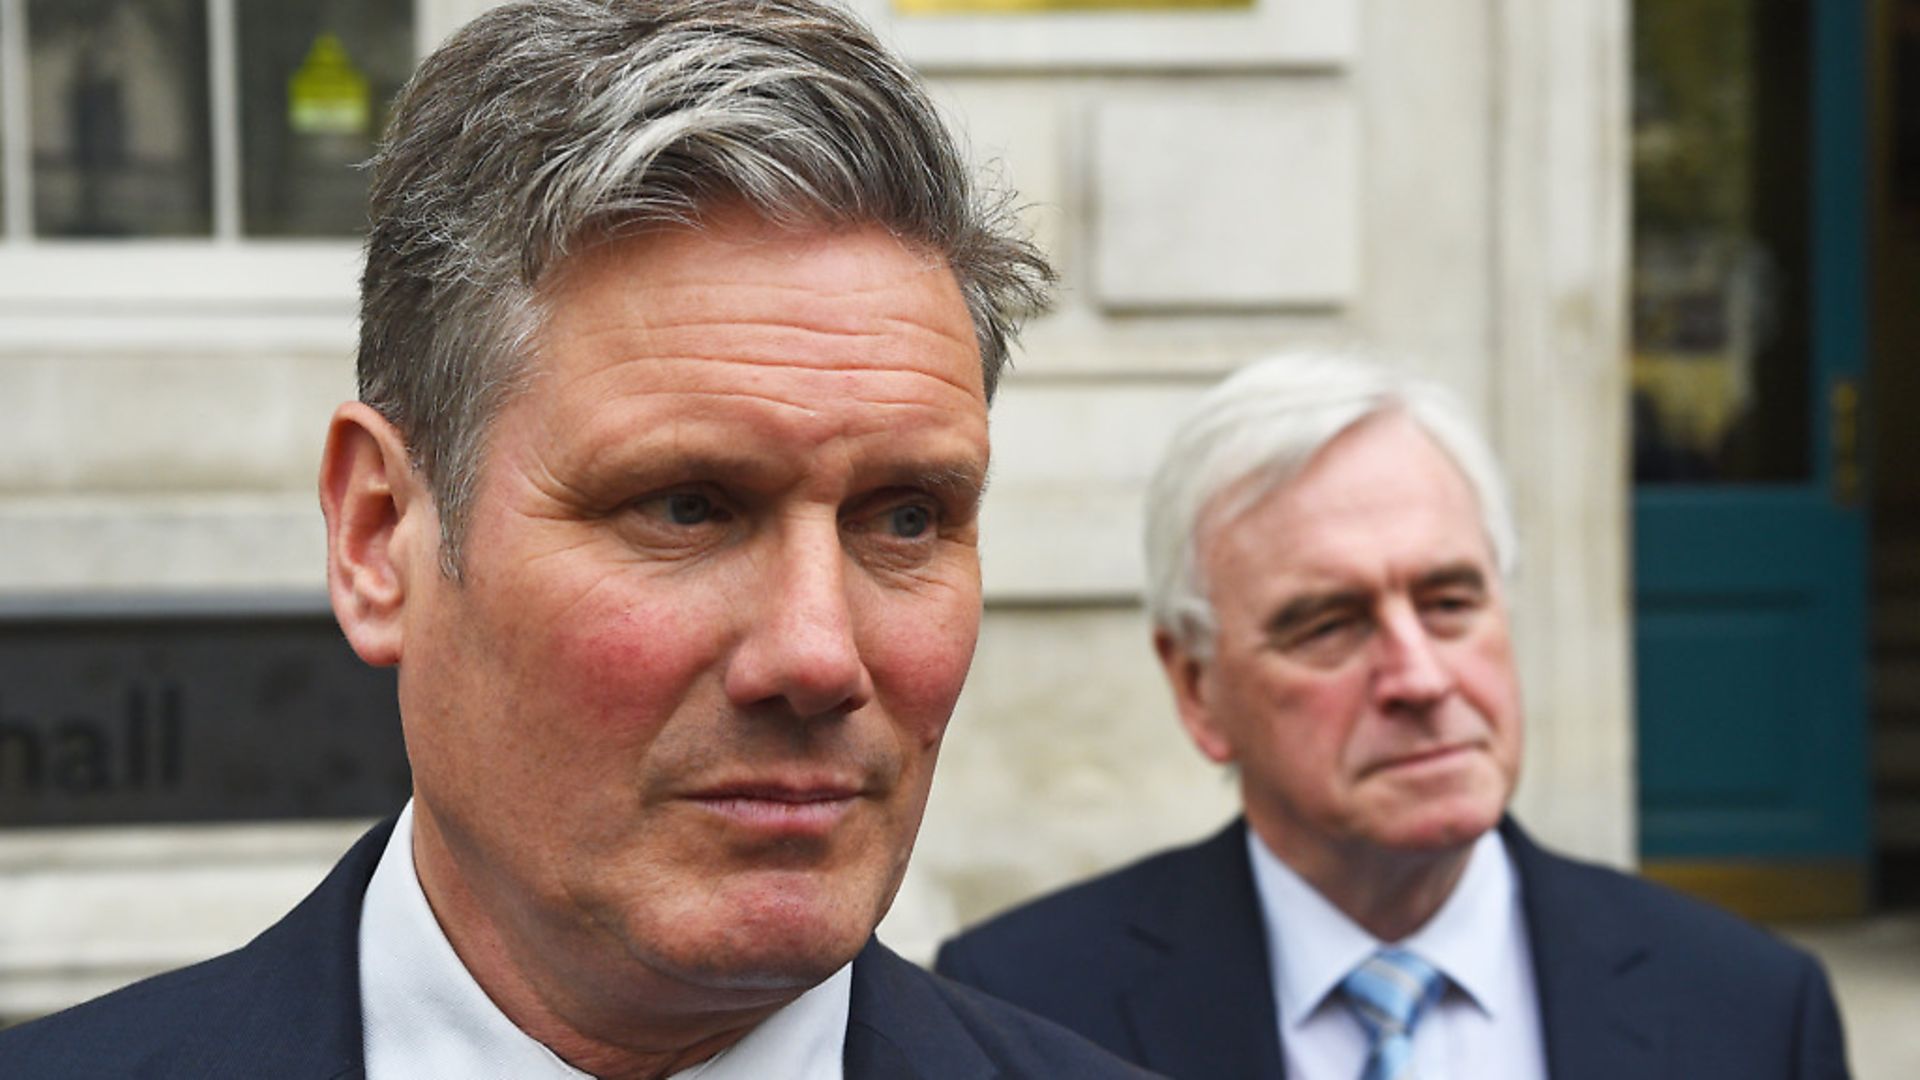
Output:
top-left (0, 0), bottom-right (1629, 1018)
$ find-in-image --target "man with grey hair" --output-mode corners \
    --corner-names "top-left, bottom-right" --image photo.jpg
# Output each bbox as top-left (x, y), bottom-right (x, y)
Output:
top-left (0, 2), bottom-right (1152, 1077)
top-left (938, 353), bottom-right (1849, 1079)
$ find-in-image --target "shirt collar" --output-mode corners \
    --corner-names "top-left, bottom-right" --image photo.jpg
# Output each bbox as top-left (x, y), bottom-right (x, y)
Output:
top-left (359, 800), bottom-right (850, 1080)
top-left (1399, 826), bottom-right (1520, 1018)
top-left (678, 967), bottom-right (850, 1080)
top-left (1246, 825), bottom-right (1520, 1027)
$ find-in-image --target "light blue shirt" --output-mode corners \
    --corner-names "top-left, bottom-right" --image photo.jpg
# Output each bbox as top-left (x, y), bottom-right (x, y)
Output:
top-left (358, 800), bottom-right (851, 1080)
top-left (1246, 827), bottom-right (1548, 1080)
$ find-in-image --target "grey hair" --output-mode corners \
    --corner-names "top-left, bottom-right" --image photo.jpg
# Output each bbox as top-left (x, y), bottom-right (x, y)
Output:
top-left (1143, 352), bottom-right (1518, 659)
top-left (357, 0), bottom-right (1055, 576)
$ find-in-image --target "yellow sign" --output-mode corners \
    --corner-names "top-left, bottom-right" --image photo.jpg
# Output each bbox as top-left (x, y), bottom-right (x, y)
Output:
top-left (894, 0), bottom-right (1251, 13)
top-left (288, 33), bottom-right (371, 137)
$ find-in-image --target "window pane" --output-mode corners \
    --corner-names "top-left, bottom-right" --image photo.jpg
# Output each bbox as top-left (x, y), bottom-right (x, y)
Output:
top-left (28, 0), bottom-right (212, 237)
top-left (1, 13), bottom-right (8, 231)
top-left (1630, 0), bottom-right (1812, 484)
top-left (238, 0), bottom-right (412, 237)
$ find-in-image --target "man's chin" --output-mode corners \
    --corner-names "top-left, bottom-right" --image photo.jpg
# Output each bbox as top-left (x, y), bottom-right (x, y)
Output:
top-left (638, 886), bottom-right (880, 993)
top-left (651, 939), bottom-right (863, 999)
top-left (1376, 799), bottom-right (1504, 853)
top-left (1363, 758), bottom-right (1511, 846)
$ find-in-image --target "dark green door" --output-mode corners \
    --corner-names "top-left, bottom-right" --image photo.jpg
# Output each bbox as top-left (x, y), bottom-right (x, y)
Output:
top-left (1631, 0), bottom-right (1870, 915)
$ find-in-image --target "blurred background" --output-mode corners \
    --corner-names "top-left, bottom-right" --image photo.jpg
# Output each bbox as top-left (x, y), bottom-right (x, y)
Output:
top-left (0, 0), bottom-right (1913, 1072)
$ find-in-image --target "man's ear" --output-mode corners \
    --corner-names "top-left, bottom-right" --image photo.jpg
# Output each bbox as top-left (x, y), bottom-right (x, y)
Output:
top-left (1155, 629), bottom-right (1237, 765)
top-left (319, 402), bottom-right (432, 668)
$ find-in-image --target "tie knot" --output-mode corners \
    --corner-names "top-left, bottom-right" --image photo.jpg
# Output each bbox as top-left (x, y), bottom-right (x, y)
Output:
top-left (1340, 947), bottom-right (1445, 1041)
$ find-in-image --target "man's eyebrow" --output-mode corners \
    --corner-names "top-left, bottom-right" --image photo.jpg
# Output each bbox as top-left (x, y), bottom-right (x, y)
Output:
top-left (1264, 563), bottom-right (1490, 637)
top-left (1266, 589), bottom-right (1369, 637)
top-left (587, 448), bottom-right (787, 489)
top-left (1416, 563), bottom-right (1489, 593)
top-left (870, 461), bottom-right (990, 507)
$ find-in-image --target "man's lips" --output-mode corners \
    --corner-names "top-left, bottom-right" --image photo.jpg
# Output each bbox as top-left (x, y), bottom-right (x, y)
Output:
top-left (682, 780), bottom-right (865, 835)
top-left (1365, 742), bottom-right (1480, 776)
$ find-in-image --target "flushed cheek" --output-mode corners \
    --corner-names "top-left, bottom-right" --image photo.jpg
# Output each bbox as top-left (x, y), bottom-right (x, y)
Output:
top-left (1474, 660), bottom-right (1524, 721)
top-left (545, 599), bottom-right (725, 734)
top-left (1273, 677), bottom-right (1368, 774)
top-left (879, 652), bottom-right (969, 750)
top-left (867, 602), bottom-right (979, 747)
top-left (1460, 628), bottom-right (1522, 709)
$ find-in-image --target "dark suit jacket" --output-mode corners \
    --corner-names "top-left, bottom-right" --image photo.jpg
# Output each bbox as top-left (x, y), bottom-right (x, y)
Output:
top-left (0, 817), bottom-right (1158, 1079)
top-left (935, 818), bottom-right (1851, 1079)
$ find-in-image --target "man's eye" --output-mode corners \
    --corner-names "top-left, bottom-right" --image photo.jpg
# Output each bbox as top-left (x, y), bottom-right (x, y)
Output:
top-left (637, 492), bottom-right (731, 528)
top-left (1278, 615), bottom-right (1369, 665)
top-left (888, 504), bottom-right (934, 538)
top-left (666, 493), bottom-right (715, 525)
top-left (1298, 617), bottom-right (1359, 647)
top-left (1424, 593), bottom-right (1481, 616)
top-left (1418, 594), bottom-right (1481, 635)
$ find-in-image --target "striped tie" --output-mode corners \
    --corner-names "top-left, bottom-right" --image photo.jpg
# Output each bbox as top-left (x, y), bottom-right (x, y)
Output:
top-left (1339, 947), bottom-right (1445, 1080)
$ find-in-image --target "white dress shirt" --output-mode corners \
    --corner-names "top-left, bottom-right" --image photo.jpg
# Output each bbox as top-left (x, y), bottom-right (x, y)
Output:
top-left (359, 800), bottom-right (850, 1080)
top-left (1246, 827), bottom-right (1548, 1080)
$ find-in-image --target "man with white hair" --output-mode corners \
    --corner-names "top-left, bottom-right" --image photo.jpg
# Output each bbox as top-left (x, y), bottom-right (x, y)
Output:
top-left (937, 354), bottom-right (1850, 1079)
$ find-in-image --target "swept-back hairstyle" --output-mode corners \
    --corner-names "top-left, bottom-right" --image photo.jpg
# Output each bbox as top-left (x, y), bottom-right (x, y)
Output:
top-left (1143, 352), bottom-right (1518, 659)
top-left (358, 0), bottom-right (1054, 574)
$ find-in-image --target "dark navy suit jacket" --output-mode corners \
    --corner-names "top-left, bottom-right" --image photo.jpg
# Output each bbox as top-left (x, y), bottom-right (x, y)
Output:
top-left (935, 818), bottom-right (1851, 1079)
top-left (0, 818), bottom-right (1159, 1079)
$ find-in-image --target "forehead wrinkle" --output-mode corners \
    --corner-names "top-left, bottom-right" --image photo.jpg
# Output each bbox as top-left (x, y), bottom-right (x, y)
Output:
top-left (627, 327), bottom-right (982, 391)
top-left (615, 387), bottom-right (980, 451)
top-left (619, 272), bottom-right (969, 336)
top-left (565, 390), bottom-right (823, 478)
top-left (627, 347), bottom-right (978, 386)
top-left (551, 353), bottom-right (987, 432)
top-left (660, 318), bottom-right (980, 387)
top-left (561, 395), bottom-right (983, 493)
top-left (641, 385), bottom-right (831, 418)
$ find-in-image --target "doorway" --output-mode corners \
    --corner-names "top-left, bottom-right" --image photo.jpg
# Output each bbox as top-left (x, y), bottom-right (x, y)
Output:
top-left (1630, 0), bottom-right (1872, 918)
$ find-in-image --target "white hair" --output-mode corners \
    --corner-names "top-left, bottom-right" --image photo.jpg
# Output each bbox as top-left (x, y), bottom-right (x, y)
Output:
top-left (1143, 352), bottom-right (1518, 659)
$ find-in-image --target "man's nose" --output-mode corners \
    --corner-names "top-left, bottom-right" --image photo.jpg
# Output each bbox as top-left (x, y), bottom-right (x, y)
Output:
top-left (1371, 606), bottom-right (1454, 710)
top-left (723, 523), bottom-right (875, 719)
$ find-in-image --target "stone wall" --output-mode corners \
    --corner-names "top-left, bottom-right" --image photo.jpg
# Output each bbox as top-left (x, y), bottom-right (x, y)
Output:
top-left (0, 0), bottom-right (1630, 1015)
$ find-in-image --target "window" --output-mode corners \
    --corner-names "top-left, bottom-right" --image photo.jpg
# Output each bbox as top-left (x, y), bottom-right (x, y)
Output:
top-left (1, 0), bottom-right (415, 241)
top-left (0, 0), bottom-right (425, 350)
top-left (1629, 0), bottom-right (1813, 484)
top-left (0, 0), bottom-right (414, 242)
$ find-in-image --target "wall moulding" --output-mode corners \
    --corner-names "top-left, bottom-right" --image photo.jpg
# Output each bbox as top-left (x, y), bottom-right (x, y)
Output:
top-left (847, 0), bottom-right (1355, 72)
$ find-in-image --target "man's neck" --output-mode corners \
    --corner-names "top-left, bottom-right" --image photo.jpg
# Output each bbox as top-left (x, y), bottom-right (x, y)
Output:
top-left (1248, 819), bottom-right (1476, 942)
top-left (408, 812), bottom-right (801, 1079)
top-left (519, 1006), bottom-right (771, 1080)
top-left (544, 1023), bottom-right (764, 1080)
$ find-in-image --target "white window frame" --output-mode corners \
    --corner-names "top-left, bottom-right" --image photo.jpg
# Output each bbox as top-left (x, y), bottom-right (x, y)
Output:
top-left (0, 0), bottom-right (461, 351)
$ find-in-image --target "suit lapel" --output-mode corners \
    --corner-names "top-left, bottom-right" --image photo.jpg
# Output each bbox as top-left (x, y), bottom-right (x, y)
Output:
top-left (175, 817), bottom-right (392, 1079)
top-left (1118, 820), bottom-right (1286, 1079)
top-left (1504, 819), bottom-right (1664, 1080)
top-left (845, 940), bottom-right (998, 1080)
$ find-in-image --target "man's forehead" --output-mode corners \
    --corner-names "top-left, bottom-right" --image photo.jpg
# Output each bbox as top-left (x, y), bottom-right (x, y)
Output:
top-left (548, 208), bottom-right (957, 307)
top-left (1220, 414), bottom-right (1473, 517)
top-left (531, 215), bottom-right (983, 386)
top-left (491, 216), bottom-right (990, 503)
